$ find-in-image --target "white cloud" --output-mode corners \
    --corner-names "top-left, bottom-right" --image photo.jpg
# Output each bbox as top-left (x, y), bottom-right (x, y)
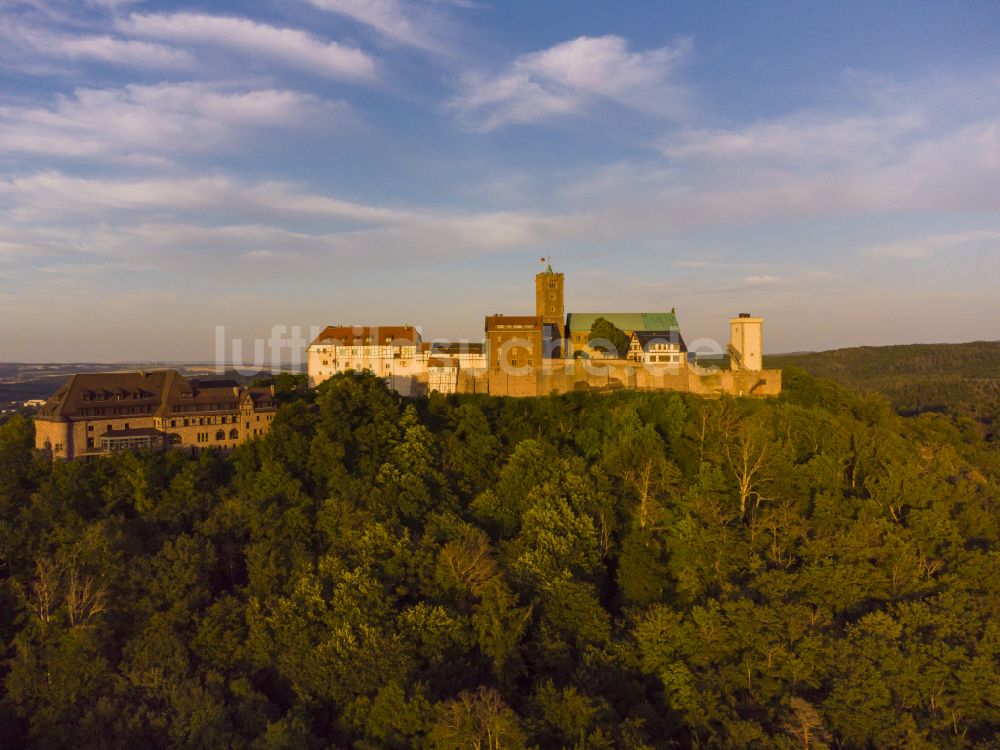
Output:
top-left (119, 12), bottom-right (377, 81)
top-left (55, 34), bottom-right (195, 68)
top-left (742, 274), bottom-right (781, 286)
top-left (0, 172), bottom-right (587, 262)
top-left (0, 83), bottom-right (347, 159)
top-left (452, 35), bottom-right (691, 131)
top-left (0, 19), bottom-right (195, 69)
top-left (306, 0), bottom-right (452, 54)
top-left (0, 19), bottom-right (196, 72)
top-left (662, 112), bottom-right (923, 166)
top-left (866, 230), bottom-right (1000, 259)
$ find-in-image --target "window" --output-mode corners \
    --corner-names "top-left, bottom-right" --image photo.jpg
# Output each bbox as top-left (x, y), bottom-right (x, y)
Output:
top-left (215, 430), bottom-right (225, 441)
top-left (229, 428), bottom-right (239, 440)
top-left (88, 424), bottom-right (94, 432)
top-left (54, 443), bottom-right (63, 452)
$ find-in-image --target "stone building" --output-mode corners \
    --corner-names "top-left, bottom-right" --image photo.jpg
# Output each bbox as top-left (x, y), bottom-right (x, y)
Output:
top-left (307, 325), bottom-right (422, 387)
top-left (566, 312), bottom-right (680, 358)
top-left (307, 325), bottom-right (486, 395)
top-left (729, 313), bottom-right (764, 372)
top-left (535, 262), bottom-right (565, 344)
top-left (34, 370), bottom-right (276, 460)
top-left (628, 330), bottom-right (687, 366)
top-left (484, 315), bottom-right (549, 398)
top-left (306, 263), bottom-right (781, 399)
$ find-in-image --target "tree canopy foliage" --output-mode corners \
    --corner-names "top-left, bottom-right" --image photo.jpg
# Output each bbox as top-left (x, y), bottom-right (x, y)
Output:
top-left (767, 341), bottom-right (1000, 435)
top-left (588, 318), bottom-right (632, 360)
top-left (2, 368), bottom-right (999, 748)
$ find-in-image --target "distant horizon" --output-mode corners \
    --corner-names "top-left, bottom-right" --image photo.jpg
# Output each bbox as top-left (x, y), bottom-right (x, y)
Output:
top-left (4, 337), bottom-right (999, 368)
top-left (2, 1), bottom-right (999, 360)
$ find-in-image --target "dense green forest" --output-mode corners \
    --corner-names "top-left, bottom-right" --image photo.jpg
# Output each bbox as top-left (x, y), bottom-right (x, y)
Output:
top-left (2, 368), bottom-right (999, 748)
top-left (766, 341), bottom-right (1000, 430)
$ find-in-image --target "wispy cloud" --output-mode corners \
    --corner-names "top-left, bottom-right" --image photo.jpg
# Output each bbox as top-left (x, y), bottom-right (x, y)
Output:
top-left (865, 229), bottom-right (1000, 259)
top-left (0, 172), bottom-right (588, 265)
top-left (0, 83), bottom-right (347, 160)
top-left (452, 35), bottom-right (691, 131)
top-left (305, 0), bottom-right (456, 55)
top-left (0, 21), bottom-right (196, 70)
top-left (119, 12), bottom-right (378, 81)
top-left (56, 34), bottom-right (195, 68)
top-left (742, 274), bottom-right (781, 286)
top-left (662, 112), bottom-right (923, 167)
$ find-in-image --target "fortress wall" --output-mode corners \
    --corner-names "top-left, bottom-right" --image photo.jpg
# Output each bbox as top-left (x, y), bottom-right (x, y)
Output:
top-left (456, 369), bottom-right (490, 395)
top-left (452, 359), bottom-right (781, 398)
top-left (391, 374), bottom-right (429, 398)
top-left (686, 367), bottom-right (782, 397)
top-left (537, 359), bottom-right (690, 395)
top-left (488, 369), bottom-right (541, 397)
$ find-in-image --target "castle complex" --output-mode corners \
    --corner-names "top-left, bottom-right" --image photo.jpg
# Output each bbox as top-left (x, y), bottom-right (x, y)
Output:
top-left (308, 264), bottom-right (782, 399)
top-left (34, 265), bottom-right (779, 459)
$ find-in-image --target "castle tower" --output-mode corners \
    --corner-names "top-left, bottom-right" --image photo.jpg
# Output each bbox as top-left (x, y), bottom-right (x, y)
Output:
top-left (729, 313), bottom-right (763, 371)
top-left (535, 260), bottom-right (564, 339)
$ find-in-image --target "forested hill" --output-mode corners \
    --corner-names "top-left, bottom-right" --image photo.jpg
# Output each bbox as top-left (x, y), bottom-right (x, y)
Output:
top-left (2, 370), bottom-right (999, 748)
top-left (765, 341), bottom-right (1000, 425)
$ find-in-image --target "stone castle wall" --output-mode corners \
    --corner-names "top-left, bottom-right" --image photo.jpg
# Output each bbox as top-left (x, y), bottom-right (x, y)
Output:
top-left (444, 359), bottom-right (782, 398)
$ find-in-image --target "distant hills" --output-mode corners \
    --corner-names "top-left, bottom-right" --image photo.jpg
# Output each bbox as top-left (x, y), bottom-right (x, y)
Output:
top-left (766, 340), bottom-right (1000, 423)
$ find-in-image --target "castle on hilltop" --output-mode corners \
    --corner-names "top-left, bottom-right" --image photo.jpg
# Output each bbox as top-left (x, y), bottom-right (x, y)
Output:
top-left (308, 264), bottom-right (781, 398)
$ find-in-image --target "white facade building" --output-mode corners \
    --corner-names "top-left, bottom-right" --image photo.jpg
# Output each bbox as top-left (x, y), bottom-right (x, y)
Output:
top-left (628, 330), bottom-right (687, 367)
top-left (729, 314), bottom-right (764, 371)
top-left (307, 325), bottom-right (486, 395)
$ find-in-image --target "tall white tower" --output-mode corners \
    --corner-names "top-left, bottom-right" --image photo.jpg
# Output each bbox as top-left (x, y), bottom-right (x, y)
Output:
top-left (729, 313), bottom-right (763, 371)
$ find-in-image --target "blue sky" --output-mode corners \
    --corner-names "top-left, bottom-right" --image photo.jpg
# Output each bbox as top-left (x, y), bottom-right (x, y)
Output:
top-left (1, 0), bottom-right (998, 361)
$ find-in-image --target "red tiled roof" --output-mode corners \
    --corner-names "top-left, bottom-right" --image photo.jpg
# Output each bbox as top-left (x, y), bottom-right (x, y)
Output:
top-left (485, 315), bottom-right (543, 331)
top-left (311, 325), bottom-right (421, 347)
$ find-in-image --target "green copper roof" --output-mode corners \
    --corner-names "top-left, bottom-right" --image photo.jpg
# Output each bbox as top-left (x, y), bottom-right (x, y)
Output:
top-left (566, 312), bottom-right (679, 333)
